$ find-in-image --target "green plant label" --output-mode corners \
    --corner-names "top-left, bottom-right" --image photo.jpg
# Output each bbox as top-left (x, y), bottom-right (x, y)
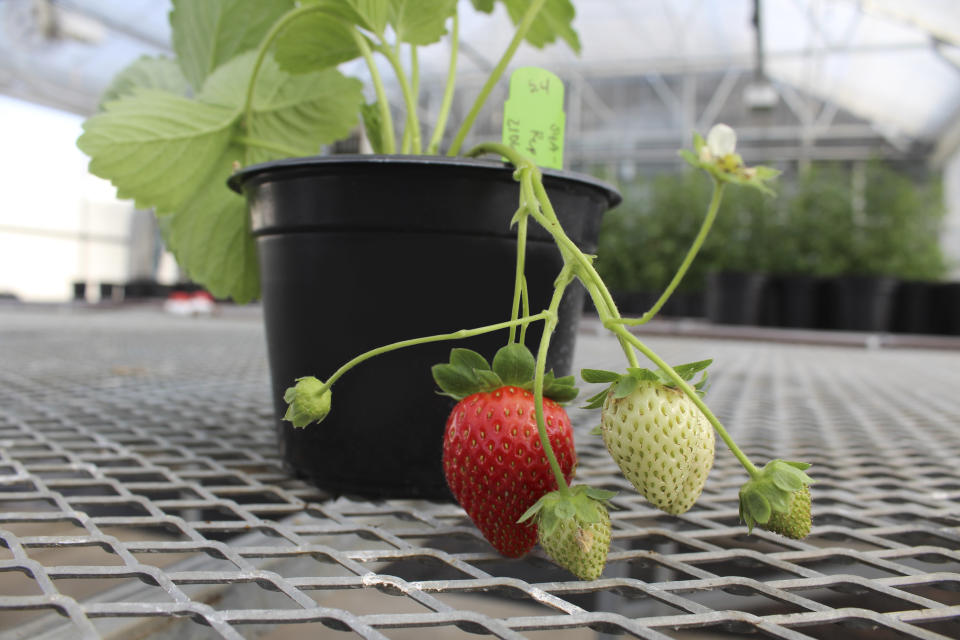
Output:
top-left (502, 67), bottom-right (565, 169)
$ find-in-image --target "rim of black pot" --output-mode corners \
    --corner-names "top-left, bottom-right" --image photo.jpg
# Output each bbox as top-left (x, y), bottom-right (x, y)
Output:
top-left (227, 154), bottom-right (622, 208)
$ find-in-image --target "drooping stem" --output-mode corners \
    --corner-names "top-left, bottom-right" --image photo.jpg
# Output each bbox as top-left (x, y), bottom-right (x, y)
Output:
top-left (607, 323), bottom-right (760, 478)
top-left (618, 181), bottom-right (725, 326)
top-left (475, 143), bottom-right (755, 479)
top-left (527, 173), bottom-right (640, 369)
top-left (447, 0), bottom-right (547, 155)
top-left (466, 142), bottom-right (641, 369)
top-left (531, 265), bottom-right (576, 496)
top-left (315, 312), bottom-right (550, 398)
top-left (508, 210), bottom-right (529, 345)
top-left (427, 13), bottom-right (459, 154)
top-left (519, 276), bottom-right (531, 344)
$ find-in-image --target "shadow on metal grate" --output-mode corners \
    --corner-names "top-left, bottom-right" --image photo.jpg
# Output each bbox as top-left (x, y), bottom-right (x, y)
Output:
top-left (1, 307), bottom-right (958, 639)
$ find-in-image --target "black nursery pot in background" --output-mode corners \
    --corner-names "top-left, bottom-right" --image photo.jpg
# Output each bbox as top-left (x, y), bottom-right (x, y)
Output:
top-left (230, 156), bottom-right (620, 499)
top-left (820, 275), bottom-right (897, 332)
top-left (706, 271), bottom-right (769, 326)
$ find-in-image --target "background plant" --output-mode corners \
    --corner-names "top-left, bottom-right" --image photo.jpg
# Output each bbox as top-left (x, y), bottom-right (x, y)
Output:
top-left (596, 159), bottom-right (948, 291)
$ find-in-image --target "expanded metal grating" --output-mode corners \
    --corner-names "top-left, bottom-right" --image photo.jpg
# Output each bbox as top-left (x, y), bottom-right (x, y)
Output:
top-left (1, 307), bottom-right (959, 640)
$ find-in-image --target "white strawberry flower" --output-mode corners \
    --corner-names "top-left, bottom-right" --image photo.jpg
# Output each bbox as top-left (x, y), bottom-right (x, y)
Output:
top-left (683, 123), bottom-right (779, 194)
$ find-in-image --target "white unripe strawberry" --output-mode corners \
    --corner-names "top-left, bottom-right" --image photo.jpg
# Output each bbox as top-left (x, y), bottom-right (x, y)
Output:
top-left (600, 381), bottom-right (714, 514)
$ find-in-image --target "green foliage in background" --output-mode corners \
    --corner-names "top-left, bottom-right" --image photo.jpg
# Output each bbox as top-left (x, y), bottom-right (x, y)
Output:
top-left (596, 159), bottom-right (948, 294)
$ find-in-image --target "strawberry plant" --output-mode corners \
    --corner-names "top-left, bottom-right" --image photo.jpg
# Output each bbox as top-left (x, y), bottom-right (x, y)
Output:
top-left (77, 0), bottom-right (812, 580)
top-left (77, 0), bottom-right (581, 303)
top-left (286, 123), bottom-right (814, 578)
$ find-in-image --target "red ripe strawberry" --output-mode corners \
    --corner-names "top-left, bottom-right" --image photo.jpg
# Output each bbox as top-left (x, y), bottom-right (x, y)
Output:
top-left (433, 345), bottom-right (579, 558)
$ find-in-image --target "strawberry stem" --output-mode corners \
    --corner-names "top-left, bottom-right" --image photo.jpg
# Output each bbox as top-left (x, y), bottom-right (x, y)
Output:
top-left (426, 13), bottom-right (458, 154)
top-left (531, 264), bottom-right (576, 496)
top-left (614, 180), bottom-right (725, 327)
top-left (467, 143), bottom-right (761, 481)
top-left (508, 210), bottom-right (530, 345)
top-left (448, 0), bottom-right (547, 156)
top-left (313, 312), bottom-right (550, 399)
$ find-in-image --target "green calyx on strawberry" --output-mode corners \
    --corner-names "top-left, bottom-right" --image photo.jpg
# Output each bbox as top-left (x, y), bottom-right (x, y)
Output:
top-left (739, 459), bottom-right (813, 539)
top-left (519, 485), bottom-right (616, 580)
top-left (433, 343), bottom-right (579, 403)
top-left (434, 343), bottom-right (578, 558)
top-left (583, 360), bottom-right (714, 515)
top-left (283, 376), bottom-right (332, 428)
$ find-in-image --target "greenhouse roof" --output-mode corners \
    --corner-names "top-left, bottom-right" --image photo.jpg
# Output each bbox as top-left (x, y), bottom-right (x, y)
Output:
top-left (2, 0), bottom-right (959, 164)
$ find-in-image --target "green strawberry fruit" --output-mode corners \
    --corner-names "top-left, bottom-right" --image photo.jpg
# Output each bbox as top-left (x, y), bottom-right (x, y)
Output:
top-left (760, 484), bottom-right (811, 539)
top-left (739, 460), bottom-right (814, 539)
top-left (434, 345), bottom-right (579, 558)
top-left (583, 362), bottom-right (714, 515)
top-left (283, 376), bottom-right (332, 428)
top-left (520, 486), bottom-right (615, 580)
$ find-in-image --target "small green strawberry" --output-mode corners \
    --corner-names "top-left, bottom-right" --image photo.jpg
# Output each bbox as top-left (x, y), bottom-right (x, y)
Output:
top-left (283, 376), bottom-right (332, 428)
top-left (434, 344), bottom-right (579, 558)
top-left (583, 361), bottom-right (714, 515)
top-left (739, 459), bottom-right (813, 539)
top-left (519, 485), bottom-right (615, 580)
top-left (761, 484), bottom-right (811, 539)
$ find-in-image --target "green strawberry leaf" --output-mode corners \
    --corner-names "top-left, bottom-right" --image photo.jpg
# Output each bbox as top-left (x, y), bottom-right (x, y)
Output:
top-left (161, 143), bottom-right (260, 302)
top-left (757, 481), bottom-right (790, 513)
top-left (589, 425), bottom-right (603, 436)
top-left (740, 488), bottom-right (771, 528)
top-left (542, 382), bottom-right (579, 403)
top-left (693, 371), bottom-right (710, 397)
top-left (169, 0), bottom-right (294, 92)
top-left (678, 148), bottom-right (700, 170)
top-left (344, 0), bottom-right (391, 35)
top-left (78, 88), bottom-right (237, 214)
top-left (273, 10), bottom-right (363, 73)
top-left (200, 52), bottom-right (364, 165)
top-left (580, 368), bottom-right (621, 384)
top-left (431, 362), bottom-right (483, 399)
top-left (470, 0), bottom-right (495, 12)
top-left (583, 487), bottom-right (617, 502)
top-left (434, 345), bottom-right (575, 402)
top-left (573, 497), bottom-right (600, 523)
top-left (493, 343), bottom-right (536, 386)
top-left (625, 368), bottom-right (660, 383)
top-left (612, 374), bottom-right (639, 399)
top-left (390, 0), bottom-right (458, 45)
top-left (582, 389), bottom-right (608, 410)
top-left (450, 348), bottom-right (490, 372)
top-left (98, 55), bottom-right (190, 109)
top-left (476, 369), bottom-right (504, 389)
top-left (500, 0), bottom-right (580, 53)
top-left (555, 499), bottom-right (575, 520)
top-left (670, 359), bottom-right (713, 381)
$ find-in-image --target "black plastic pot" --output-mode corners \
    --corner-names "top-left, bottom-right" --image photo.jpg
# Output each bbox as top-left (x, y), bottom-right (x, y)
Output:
top-left (706, 272), bottom-right (769, 326)
top-left (769, 275), bottom-right (822, 329)
top-left (933, 282), bottom-right (960, 335)
top-left (891, 280), bottom-right (936, 334)
top-left (230, 155), bottom-right (620, 499)
top-left (821, 275), bottom-right (897, 332)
